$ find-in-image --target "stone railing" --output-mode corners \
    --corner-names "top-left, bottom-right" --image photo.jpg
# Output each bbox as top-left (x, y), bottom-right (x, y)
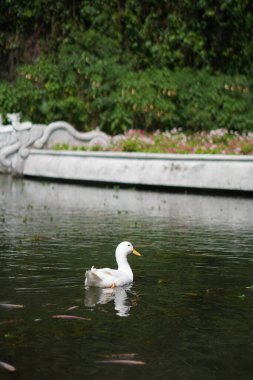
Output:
top-left (0, 113), bottom-right (111, 175)
top-left (1, 113), bottom-right (252, 194)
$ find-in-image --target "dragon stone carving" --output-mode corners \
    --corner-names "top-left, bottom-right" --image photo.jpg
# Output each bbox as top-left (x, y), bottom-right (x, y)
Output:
top-left (0, 113), bottom-right (111, 175)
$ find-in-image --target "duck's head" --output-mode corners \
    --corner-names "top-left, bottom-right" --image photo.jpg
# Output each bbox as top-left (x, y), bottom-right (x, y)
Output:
top-left (116, 241), bottom-right (141, 258)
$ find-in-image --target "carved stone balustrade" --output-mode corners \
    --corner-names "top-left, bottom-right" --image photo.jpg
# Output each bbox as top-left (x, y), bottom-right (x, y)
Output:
top-left (0, 113), bottom-right (111, 175)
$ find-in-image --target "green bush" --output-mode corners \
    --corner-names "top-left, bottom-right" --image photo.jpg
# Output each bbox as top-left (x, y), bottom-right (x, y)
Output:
top-left (175, 70), bottom-right (253, 132)
top-left (1, 55), bottom-right (253, 133)
top-left (1, 1), bottom-right (253, 134)
top-left (1, 1), bottom-right (253, 78)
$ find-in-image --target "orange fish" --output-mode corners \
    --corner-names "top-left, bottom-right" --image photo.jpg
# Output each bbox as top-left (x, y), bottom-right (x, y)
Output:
top-left (97, 359), bottom-right (145, 365)
top-left (0, 361), bottom-right (16, 372)
top-left (51, 314), bottom-right (90, 321)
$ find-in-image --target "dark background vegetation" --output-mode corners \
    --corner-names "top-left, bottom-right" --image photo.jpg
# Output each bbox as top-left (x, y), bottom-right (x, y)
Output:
top-left (0, 0), bottom-right (253, 133)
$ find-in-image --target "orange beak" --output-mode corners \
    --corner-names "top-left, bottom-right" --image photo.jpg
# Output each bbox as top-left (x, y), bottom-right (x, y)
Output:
top-left (132, 248), bottom-right (141, 256)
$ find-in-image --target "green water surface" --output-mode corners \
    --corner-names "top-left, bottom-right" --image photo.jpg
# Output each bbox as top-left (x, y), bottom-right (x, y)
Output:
top-left (0, 176), bottom-right (253, 380)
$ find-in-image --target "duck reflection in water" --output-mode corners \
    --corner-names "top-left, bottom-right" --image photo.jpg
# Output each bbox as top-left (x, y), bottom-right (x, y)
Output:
top-left (84, 284), bottom-right (134, 317)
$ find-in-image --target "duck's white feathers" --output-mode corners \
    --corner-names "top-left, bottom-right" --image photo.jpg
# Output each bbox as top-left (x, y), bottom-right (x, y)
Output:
top-left (85, 267), bottom-right (132, 288)
top-left (84, 241), bottom-right (140, 288)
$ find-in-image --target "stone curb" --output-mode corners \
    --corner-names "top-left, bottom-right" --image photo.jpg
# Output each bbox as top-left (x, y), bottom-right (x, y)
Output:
top-left (23, 149), bottom-right (253, 194)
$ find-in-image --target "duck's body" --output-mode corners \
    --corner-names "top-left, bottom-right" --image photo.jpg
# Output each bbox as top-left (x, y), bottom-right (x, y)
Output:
top-left (85, 241), bottom-right (141, 288)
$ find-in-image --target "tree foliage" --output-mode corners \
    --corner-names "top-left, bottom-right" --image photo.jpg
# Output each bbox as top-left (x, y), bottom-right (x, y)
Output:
top-left (0, 1), bottom-right (253, 132)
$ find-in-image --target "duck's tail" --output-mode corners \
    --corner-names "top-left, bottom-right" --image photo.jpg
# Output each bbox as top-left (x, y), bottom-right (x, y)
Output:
top-left (85, 266), bottom-right (102, 287)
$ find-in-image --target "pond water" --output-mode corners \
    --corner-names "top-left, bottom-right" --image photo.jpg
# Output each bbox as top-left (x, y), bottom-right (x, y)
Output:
top-left (0, 175), bottom-right (253, 380)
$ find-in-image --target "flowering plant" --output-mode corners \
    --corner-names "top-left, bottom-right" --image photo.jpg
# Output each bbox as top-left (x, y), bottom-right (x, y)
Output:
top-left (54, 128), bottom-right (253, 155)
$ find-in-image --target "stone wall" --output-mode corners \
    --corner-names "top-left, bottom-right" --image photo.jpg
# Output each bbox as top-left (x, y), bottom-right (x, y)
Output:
top-left (24, 150), bottom-right (253, 194)
top-left (1, 114), bottom-right (252, 194)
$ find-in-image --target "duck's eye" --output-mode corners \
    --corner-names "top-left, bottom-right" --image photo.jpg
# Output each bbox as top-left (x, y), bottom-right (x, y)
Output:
top-left (128, 244), bottom-right (131, 246)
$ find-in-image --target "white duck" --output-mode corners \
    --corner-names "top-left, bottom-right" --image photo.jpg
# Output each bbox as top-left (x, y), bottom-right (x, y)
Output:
top-left (85, 241), bottom-right (141, 288)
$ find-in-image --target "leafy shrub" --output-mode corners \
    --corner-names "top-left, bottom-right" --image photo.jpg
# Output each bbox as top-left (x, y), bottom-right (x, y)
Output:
top-left (2, 0), bottom-right (253, 79)
top-left (1, 55), bottom-right (253, 134)
top-left (175, 70), bottom-right (253, 133)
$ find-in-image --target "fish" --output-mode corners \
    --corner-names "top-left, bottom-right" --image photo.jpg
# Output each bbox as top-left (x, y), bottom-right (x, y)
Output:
top-left (0, 303), bottom-right (24, 310)
top-left (65, 306), bottom-right (79, 311)
top-left (96, 359), bottom-right (145, 366)
top-left (51, 314), bottom-right (90, 321)
top-left (97, 353), bottom-right (146, 365)
top-left (0, 360), bottom-right (16, 372)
